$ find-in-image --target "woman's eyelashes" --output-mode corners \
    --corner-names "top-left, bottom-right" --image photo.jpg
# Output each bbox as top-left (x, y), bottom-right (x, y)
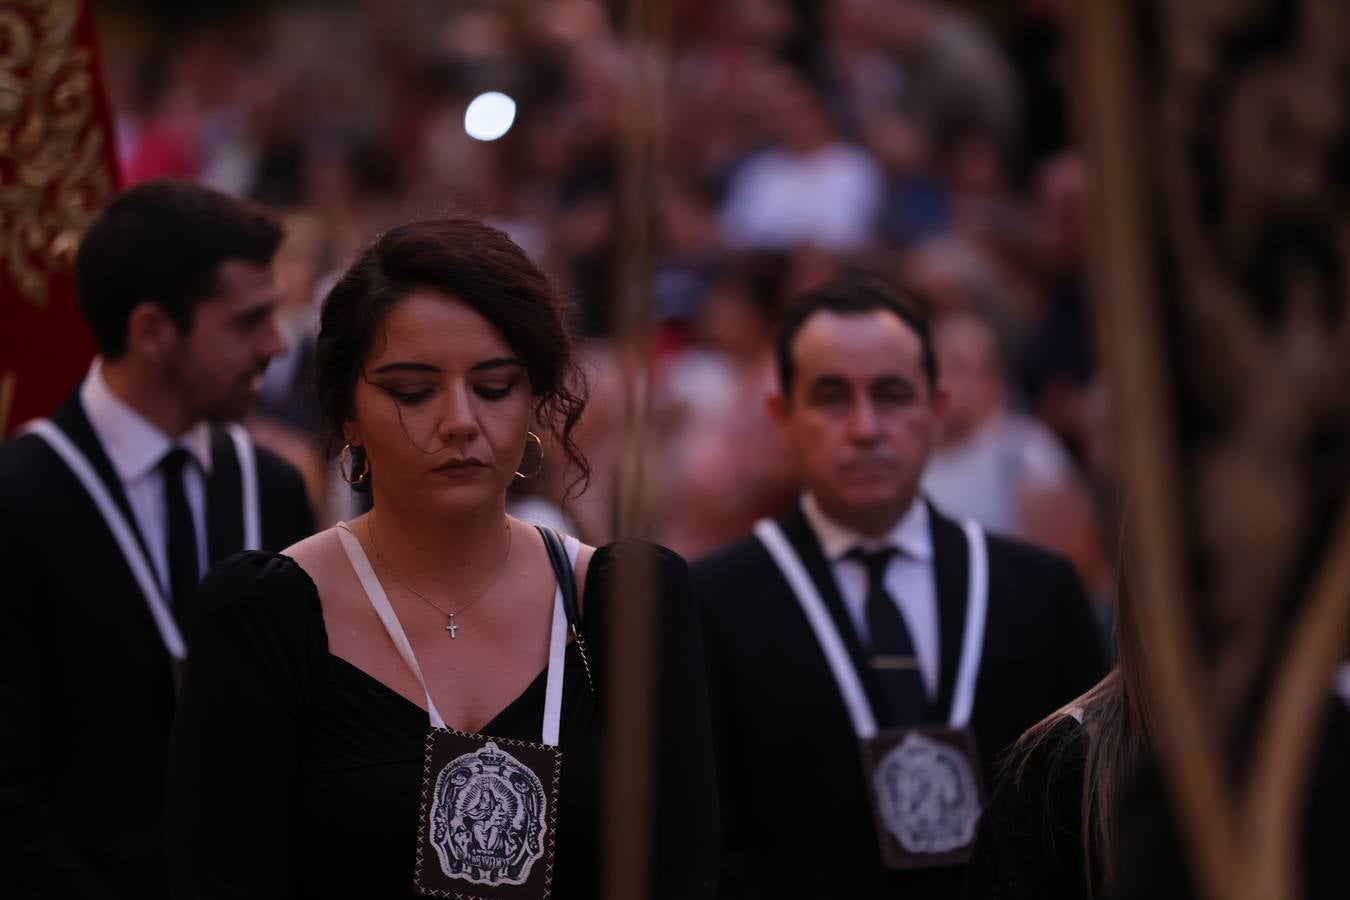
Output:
top-left (376, 381), bottom-right (517, 405)
top-left (381, 386), bottom-right (433, 405)
top-left (474, 382), bottom-right (516, 401)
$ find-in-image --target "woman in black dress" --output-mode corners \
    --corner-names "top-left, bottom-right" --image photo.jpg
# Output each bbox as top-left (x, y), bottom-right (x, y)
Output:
top-left (960, 580), bottom-right (1148, 900)
top-left (167, 218), bottom-right (719, 898)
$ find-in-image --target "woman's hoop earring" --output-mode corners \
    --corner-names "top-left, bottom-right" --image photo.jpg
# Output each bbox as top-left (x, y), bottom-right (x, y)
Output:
top-left (340, 443), bottom-right (370, 487)
top-left (515, 431), bottom-right (544, 479)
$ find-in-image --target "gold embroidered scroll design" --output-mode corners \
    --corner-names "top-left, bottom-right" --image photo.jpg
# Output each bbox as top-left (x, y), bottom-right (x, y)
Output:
top-left (0, 0), bottom-right (116, 308)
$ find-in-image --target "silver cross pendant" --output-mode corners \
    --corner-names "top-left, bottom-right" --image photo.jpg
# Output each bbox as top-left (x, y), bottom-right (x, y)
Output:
top-left (446, 614), bottom-right (459, 639)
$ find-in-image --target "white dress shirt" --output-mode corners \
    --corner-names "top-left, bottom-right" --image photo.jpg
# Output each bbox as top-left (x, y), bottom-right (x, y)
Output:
top-left (801, 493), bottom-right (941, 700)
top-left (80, 362), bottom-right (213, 593)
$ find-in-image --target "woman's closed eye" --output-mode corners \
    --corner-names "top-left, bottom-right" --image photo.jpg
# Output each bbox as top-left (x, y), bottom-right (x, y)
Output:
top-left (474, 381), bottom-right (517, 401)
top-left (380, 385), bottom-right (435, 405)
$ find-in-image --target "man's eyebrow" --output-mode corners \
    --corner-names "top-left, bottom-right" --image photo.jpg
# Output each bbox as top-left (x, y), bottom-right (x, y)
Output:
top-left (807, 374), bottom-right (851, 389)
top-left (871, 374), bottom-right (913, 388)
top-left (470, 357), bottom-right (523, 372)
top-left (371, 362), bottom-right (441, 374)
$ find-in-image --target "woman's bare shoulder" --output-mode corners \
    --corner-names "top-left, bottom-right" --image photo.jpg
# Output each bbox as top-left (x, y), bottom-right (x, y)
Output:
top-left (283, 522), bottom-right (361, 599)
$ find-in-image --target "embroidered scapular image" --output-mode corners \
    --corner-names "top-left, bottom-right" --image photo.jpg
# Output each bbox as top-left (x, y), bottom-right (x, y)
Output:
top-left (872, 730), bottom-right (981, 855)
top-left (429, 740), bottom-right (550, 886)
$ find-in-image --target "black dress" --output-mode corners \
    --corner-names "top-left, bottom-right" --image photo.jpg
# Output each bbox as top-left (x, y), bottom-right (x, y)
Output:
top-left (166, 540), bottom-right (719, 899)
top-left (960, 716), bottom-right (1097, 900)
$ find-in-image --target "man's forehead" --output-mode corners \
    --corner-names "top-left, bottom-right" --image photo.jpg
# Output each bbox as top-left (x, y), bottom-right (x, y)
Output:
top-left (792, 309), bottom-right (926, 380)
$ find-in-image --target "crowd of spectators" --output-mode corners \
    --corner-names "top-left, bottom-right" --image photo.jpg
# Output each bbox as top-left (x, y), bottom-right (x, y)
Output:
top-left (99, 0), bottom-right (1116, 624)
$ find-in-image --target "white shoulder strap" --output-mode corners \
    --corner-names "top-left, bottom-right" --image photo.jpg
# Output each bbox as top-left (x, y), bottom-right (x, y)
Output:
top-left (335, 523), bottom-right (576, 746)
top-left (335, 523), bottom-right (445, 727)
top-left (21, 419), bottom-right (187, 661)
top-left (754, 516), bottom-right (990, 734)
top-left (754, 519), bottom-right (880, 738)
top-left (541, 535), bottom-right (581, 746)
top-left (949, 520), bottom-right (989, 729)
top-left (224, 423), bottom-right (261, 551)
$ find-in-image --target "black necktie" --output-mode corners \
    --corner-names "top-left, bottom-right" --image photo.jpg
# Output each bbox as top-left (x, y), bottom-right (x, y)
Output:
top-left (848, 547), bottom-right (929, 726)
top-left (159, 447), bottom-right (200, 627)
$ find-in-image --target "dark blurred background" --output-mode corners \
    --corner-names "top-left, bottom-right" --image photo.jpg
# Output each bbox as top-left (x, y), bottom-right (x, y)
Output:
top-left (93, 0), bottom-right (1116, 630)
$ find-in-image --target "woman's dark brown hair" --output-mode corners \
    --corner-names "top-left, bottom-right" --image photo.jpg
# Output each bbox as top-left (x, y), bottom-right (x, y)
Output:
top-left (314, 216), bottom-right (590, 493)
top-left (1007, 562), bottom-right (1150, 896)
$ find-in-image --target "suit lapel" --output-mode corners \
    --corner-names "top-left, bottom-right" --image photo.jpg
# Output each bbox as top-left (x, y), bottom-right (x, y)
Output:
top-left (929, 502), bottom-right (969, 722)
top-left (778, 501), bottom-right (893, 724)
top-left (51, 394), bottom-right (157, 568)
top-left (205, 426), bottom-right (243, 565)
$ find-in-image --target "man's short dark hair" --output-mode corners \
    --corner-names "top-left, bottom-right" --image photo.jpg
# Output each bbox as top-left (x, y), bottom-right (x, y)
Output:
top-left (774, 275), bottom-right (938, 395)
top-left (75, 180), bottom-right (283, 359)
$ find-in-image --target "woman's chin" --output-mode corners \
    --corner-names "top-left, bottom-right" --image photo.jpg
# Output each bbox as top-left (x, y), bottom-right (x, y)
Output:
top-left (423, 475), bottom-right (510, 512)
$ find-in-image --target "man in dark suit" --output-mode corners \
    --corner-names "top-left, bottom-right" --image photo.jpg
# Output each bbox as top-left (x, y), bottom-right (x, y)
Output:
top-left (0, 180), bottom-right (315, 899)
top-left (691, 277), bottom-right (1107, 899)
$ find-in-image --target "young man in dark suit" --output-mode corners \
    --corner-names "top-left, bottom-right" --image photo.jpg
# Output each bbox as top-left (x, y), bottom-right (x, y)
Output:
top-left (0, 181), bottom-right (315, 899)
top-left (691, 277), bottom-right (1108, 899)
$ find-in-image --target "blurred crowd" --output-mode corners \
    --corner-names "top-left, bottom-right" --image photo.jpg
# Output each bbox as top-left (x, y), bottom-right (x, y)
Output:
top-left (99, 0), bottom-right (1116, 625)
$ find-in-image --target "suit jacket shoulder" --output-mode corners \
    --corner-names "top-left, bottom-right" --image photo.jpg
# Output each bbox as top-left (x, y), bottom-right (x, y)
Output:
top-left (957, 516), bottom-right (1108, 767)
top-left (979, 526), bottom-right (1099, 641)
top-left (230, 433), bottom-right (316, 551)
top-left (983, 528), bottom-right (1082, 585)
top-left (688, 532), bottom-right (790, 650)
top-left (253, 441), bottom-right (304, 491)
top-left (690, 532), bottom-right (775, 595)
top-left (0, 431), bottom-right (69, 509)
top-left (255, 442), bottom-right (313, 507)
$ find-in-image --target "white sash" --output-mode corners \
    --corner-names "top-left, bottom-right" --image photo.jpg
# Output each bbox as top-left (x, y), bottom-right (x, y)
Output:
top-left (225, 422), bottom-right (262, 551)
top-left (23, 419), bottom-right (184, 660)
top-left (753, 516), bottom-right (989, 738)
top-left (22, 418), bottom-right (266, 661)
top-left (335, 523), bottom-right (577, 745)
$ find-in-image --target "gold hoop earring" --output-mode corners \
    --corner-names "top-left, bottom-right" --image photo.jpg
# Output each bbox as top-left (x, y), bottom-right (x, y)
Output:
top-left (515, 431), bottom-right (544, 479)
top-left (340, 443), bottom-right (370, 487)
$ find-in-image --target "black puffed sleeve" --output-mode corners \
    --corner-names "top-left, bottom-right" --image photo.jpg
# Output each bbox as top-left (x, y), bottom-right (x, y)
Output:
top-left (166, 551), bottom-right (325, 900)
top-left (588, 541), bottom-right (721, 900)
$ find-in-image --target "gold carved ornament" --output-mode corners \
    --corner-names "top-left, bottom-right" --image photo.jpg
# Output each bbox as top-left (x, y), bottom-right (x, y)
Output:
top-left (0, 0), bottom-right (117, 309)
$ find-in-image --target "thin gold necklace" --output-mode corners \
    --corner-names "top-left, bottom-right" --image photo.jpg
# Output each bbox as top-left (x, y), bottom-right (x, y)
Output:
top-left (367, 514), bottom-right (513, 639)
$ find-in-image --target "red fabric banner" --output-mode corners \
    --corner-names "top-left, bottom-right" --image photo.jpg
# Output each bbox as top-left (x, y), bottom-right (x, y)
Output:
top-left (0, 0), bottom-right (120, 436)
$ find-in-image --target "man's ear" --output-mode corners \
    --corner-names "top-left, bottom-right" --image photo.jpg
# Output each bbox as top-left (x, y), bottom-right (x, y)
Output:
top-left (124, 302), bottom-right (182, 362)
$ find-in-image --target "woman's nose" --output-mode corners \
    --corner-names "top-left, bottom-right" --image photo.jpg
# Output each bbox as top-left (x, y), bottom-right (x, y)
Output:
top-left (435, 385), bottom-right (480, 442)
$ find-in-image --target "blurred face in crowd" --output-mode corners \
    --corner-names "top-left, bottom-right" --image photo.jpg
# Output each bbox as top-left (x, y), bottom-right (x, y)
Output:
top-left (934, 312), bottom-right (1004, 445)
top-left (749, 62), bottom-right (836, 152)
top-left (157, 259), bottom-right (286, 423)
top-left (345, 290), bottom-right (535, 517)
top-left (771, 309), bottom-right (946, 535)
top-left (699, 282), bottom-right (766, 359)
top-left (732, 0), bottom-right (801, 50)
top-left (1035, 152), bottom-right (1087, 272)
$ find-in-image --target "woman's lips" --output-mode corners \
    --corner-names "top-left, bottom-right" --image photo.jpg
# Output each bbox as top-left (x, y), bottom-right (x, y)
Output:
top-left (432, 458), bottom-right (488, 476)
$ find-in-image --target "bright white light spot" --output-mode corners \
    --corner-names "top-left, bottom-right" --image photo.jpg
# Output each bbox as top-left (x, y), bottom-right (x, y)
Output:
top-left (464, 92), bottom-right (517, 142)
